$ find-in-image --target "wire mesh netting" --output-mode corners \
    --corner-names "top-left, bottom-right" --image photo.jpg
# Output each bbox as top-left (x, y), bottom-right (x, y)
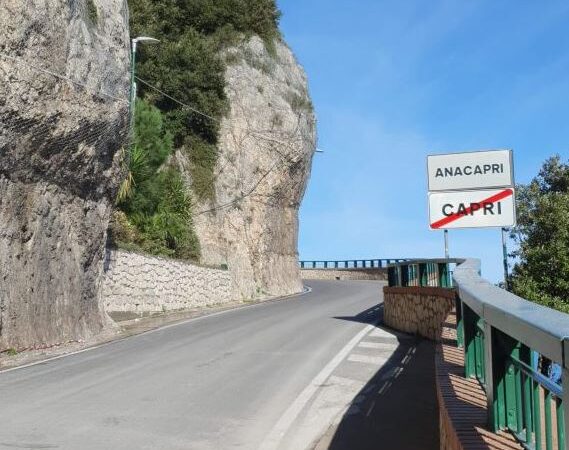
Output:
top-left (0, 0), bottom-right (131, 198)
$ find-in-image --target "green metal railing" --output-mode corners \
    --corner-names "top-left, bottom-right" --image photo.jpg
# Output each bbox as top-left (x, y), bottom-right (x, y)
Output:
top-left (299, 259), bottom-right (407, 269)
top-left (387, 259), bottom-right (455, 288)
top-left (389, 258), bottom-right (569, 450)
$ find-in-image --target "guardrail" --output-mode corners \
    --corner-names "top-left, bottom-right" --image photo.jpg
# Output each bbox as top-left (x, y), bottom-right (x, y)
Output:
top-left (388, 258), bottom-right (569, 450)
top-left (387, 258), bottom-right (457, 288)
top-left (299, 259), bottom-right (407, 269)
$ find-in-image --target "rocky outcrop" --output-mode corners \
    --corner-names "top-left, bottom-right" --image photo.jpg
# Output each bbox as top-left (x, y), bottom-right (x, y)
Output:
top-left (189, 36), bottom-right (316, 300)
top-left (0, 0), bottom-right (130, 350)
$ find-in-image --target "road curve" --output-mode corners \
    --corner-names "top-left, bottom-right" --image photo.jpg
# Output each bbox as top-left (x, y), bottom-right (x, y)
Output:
top-left (0, 280), bottom-right (385, 450)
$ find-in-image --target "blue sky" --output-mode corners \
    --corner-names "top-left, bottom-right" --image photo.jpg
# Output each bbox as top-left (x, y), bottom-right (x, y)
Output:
top-left (278, 0), bottom-right (569, 282)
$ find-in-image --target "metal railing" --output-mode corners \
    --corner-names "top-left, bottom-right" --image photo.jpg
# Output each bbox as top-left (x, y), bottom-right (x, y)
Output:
top-left (387, 258), bottom-right (457, 288)
top-left (299, 259), bottom-right (407, 269)
top-left (388, 258), bottom-right (569, 450)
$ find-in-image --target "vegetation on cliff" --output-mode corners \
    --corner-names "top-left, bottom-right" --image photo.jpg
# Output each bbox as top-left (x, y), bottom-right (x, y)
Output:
top-left (510, 155), bottom-right (569, 312)
top-left (114, 0), bottom-right (281, 260)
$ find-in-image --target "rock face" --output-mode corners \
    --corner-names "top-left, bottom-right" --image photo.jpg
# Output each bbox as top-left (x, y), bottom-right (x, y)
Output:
top-left (0, 0), bottom-right (130, 349)
top-left (190, 37), bottom-right (316, 300)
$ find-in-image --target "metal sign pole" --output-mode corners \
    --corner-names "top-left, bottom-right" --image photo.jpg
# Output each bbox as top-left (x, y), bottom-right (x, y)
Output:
top-left (501, 227), bottom-right (509, 290)
top-left (444, 229), bottom-right (449, 259)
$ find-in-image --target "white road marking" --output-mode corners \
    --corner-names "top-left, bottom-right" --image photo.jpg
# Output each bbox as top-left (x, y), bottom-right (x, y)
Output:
top-left (347, 354), bottom-right (390, 365)
top-left (357, 341), bottom-right (394, 349)
top-left (368, 328), bottom-right (397, 338)
top-left (258, 324), bottom-right (374, 450)
top-left (378, 380), bottom-right (392, 395)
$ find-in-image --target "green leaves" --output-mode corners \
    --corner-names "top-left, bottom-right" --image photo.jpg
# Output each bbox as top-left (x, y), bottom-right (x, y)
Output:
top-left (118, 0), bottom-right (282, 260)
top-left (510, 155), bottom-right (569, 312)
top-left (114, 100), bottom-right (199, 260)
top-left (128, 0), bottom-right (281, 201)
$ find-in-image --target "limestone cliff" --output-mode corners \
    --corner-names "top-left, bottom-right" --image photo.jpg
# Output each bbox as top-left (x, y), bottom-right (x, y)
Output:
top-left (189, 37), bottom-right (316, 299)
top-left (0, 0), bottom-right (130, 349)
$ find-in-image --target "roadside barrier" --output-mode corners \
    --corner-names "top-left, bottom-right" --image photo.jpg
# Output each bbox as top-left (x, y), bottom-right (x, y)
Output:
top-left (388, 258), bottom-right (568, 450)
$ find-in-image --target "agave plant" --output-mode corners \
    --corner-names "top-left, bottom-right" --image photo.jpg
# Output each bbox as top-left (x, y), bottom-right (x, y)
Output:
top-left (116, 144), bottom-right (149, 204)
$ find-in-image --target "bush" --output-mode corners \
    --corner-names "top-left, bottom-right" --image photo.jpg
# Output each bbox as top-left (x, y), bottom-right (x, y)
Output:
top-left (114, 100), bottom-right (200, 260)
top-left (129, 0), bottom-right (281, 201)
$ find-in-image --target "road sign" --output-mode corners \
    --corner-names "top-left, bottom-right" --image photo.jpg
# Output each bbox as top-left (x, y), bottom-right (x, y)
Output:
top-left (429, 188), bottom-right (516, 230)
top-left (427, 149), bottom-right (513, 192)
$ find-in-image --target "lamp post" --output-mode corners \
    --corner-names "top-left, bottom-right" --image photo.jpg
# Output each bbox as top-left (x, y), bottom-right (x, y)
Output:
top-left (129, 36), bottom-right (159, 135)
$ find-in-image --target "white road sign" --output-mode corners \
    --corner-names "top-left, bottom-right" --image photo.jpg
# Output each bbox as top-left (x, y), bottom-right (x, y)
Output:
top-left (428, 188), bottom-right (516, 230)
top-left (427, 149), bottom-right (514, 192)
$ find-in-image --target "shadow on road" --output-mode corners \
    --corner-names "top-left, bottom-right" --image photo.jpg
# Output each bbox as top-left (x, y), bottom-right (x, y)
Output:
top-left (320, 307), bottom-right (439, 450)
top-left (333, 304), bottom-right (383, 325)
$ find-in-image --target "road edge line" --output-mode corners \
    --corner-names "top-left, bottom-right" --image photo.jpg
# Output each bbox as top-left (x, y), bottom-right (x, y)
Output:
top-left (259, 323), bottom-right (374, 450)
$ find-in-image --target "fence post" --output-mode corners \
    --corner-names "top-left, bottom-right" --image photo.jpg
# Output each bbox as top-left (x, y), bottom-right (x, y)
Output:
top-left (456, 295), bottom-right (464, 348)
top-left (563, 340), bottom-right (569, 450)
top-left (463, 304), bottom-right (478, 379)
top-left (484, 322), bottom-right (497, 430)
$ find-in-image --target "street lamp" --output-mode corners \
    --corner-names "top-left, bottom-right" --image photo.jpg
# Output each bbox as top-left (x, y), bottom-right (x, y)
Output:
top-left (129, 36), bottom-right (159, 132)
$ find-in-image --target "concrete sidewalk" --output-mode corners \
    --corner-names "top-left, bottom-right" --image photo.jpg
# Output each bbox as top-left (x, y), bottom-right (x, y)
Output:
top-left (315, 338), bottom-right (439, 450)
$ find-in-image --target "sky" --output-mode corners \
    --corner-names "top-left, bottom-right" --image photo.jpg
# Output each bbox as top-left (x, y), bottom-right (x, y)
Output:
top-left (278, 0), bottom-right (569, 283)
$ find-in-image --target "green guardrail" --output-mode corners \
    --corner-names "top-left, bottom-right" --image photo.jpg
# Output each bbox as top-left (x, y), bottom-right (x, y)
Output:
top-left (388, 258), bottom-right (569, 450)
top-left (387, 259), bottom-right (454, 288)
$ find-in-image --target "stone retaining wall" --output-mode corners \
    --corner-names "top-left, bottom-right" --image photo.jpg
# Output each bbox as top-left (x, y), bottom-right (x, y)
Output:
top-left (300, 268), bottom-right (387, 281)
top-left (102, 250), bottom-right (233, 313)
top-left (383, 286), bottom-right (455, 341)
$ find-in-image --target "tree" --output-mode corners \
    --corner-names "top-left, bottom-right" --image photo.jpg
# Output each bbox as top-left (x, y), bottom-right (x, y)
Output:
top-left (113, 100), bottom-right (200, 260)
top-left (510, 155), bottom-right (569, 313)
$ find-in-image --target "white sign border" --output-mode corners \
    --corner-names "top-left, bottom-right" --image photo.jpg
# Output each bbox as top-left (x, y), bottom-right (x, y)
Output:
top-left (427, 187), bottom-right (517, 230)
top-left (426, 148), bottom-right (515, 193)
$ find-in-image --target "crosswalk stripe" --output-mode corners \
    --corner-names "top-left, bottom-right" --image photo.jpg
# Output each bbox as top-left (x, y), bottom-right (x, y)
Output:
top-left (347, 354), bottom-right (389, 365)
top-left (368, 328), bottom-right (396, 338)
top-left (357, 341), bottom-right (396, 349)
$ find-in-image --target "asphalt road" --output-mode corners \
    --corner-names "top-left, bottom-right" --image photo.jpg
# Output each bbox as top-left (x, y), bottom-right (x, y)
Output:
top-left (0, 280), bottom-right (387, 450)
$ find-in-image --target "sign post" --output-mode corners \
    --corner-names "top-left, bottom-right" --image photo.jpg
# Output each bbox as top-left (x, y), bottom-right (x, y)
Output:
top-left (501, 228), bottom-right (509, 289)
top-left (427, 149), bottom-right (516, 285)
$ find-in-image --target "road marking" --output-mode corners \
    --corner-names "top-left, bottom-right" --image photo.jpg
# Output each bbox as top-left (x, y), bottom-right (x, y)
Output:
top-left (366, 400), bottom-right (376, 417)
top-left (347, 354), bottom-right (390, 365)
top-left (368, 328), bottom-right (396, 338)
top-left (258, 324), bottom-right (374, 450)
top-left (326, 375), bottom-right (366, 388)
top-left (378, 380), bottom-right (392, 395)
top-left (357, 341), bottom-right (394, 349)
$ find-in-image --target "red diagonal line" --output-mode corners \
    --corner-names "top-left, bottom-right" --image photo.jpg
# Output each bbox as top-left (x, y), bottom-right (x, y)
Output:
top-left (431, 188), bottom-right (513, 229)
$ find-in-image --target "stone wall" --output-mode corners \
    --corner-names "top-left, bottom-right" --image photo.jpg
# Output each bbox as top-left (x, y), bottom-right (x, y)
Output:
top-left (383, 286), bottom-right (455, 341)
top-left (102, 250), bottom-right (233, 313)
top-left (301, 268), bottom-right (387, 281)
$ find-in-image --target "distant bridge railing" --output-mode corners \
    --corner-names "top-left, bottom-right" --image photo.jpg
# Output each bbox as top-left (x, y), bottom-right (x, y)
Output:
top-left (299, 259), bottom-right (408, 269)
top-left (388, 258), bottom-right (569, 450)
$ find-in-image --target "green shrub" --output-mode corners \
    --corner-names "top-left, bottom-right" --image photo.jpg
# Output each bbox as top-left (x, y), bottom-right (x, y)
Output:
top-left (114, 100), bottom-right (200, 260)
top-left (121, 0), bottom-right (282, 261)
top-left (128, 0), bottom-right (281, 202)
